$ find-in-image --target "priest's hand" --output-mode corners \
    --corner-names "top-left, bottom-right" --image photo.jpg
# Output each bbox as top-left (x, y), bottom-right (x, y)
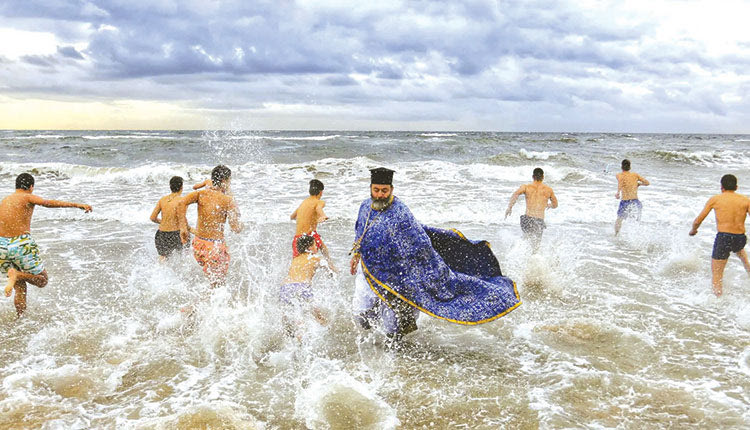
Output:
top-left (349, 254), bottom-right (360, 275)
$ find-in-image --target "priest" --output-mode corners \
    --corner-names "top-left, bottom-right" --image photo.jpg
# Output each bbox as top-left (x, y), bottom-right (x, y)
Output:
top-left (349, 167), bottom-right (521, 340)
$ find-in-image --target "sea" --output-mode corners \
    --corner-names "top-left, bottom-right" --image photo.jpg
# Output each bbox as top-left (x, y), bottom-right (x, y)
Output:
top-left (0, 130), bottom-right (749, 429)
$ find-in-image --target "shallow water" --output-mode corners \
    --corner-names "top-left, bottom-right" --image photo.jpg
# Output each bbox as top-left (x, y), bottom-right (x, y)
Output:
top-left (1, 130), bottom-right (749, 429)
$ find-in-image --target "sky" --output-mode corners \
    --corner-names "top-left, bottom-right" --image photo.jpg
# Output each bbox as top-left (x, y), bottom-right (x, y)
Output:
top-left (0, 0), bottom-right (748, 132)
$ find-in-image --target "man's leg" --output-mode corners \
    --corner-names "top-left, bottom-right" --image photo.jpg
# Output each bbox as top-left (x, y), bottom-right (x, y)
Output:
top-left (13, 280), bottom-right (27, 317)
top-left (5, 268), bottom-right (47, 295)
top-left (735, 249), bottom-right (750, 277)
top-left (8, 269), bottom-right (48, 317)
top-left (711, 258), bottom-right (728, 297)
top-left (614, 217), bottom-right (623, 236)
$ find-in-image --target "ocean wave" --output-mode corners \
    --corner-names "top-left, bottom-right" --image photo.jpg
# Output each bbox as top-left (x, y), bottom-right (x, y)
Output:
top-left (644, 149), bottom-right (750, 166)
top-left (0, 134), bottom-right (67, 140)
top-left (0, 162), bottom-right (211, 184)
top-left (222, 134), bottom-right (342, 142)
top-left (419, 133), bottom-right (458, 137)
top-left (488, 149), bottom-right (571, 165)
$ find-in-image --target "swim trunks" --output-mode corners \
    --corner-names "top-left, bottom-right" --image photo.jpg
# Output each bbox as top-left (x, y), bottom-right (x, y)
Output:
top-left (192, 236), bottom-right (230, 278)
top-left (0, 234), bottom-right (45, 275)
top-left (520, 215), bottom-right (546, 237)
top-left (279, 282), bottom-right (313, 305)
top-left (154, 230), bottom-right (184, 257)
top-left (617, 199), bottom-right (642, 220)
top-left (292, 231), bottom-right (324, 257)
top-left (711, 232), bottom-right (747, 260)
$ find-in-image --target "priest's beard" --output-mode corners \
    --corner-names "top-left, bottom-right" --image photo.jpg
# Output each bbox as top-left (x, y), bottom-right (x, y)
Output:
top-left (371, 193), bottom-right (393, 211)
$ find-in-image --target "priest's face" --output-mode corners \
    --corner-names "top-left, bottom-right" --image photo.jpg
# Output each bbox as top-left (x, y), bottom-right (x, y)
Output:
top-left (370, 184), bottom-right (393, 202)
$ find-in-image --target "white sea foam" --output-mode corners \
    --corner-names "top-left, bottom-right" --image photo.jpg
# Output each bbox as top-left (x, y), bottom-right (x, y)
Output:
top-left (294, 362), bottom-right (399, 430)
top-left (519, 148), bottom-right (558, 160)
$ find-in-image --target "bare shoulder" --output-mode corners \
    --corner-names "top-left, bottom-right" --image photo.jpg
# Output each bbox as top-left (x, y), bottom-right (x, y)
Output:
top-left (26, 193), bottom-right (44, 205)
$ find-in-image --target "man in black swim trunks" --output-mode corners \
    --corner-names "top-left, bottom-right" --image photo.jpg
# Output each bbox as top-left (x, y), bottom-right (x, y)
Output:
top-left (150, 176), bottom-right (188, 261)
top-left (505, 168), bottom-right (558, 252)
top-left (690, 174), bottom-right (750, 297)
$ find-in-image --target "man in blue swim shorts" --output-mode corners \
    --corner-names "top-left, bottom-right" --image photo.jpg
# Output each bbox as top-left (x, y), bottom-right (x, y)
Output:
top-left (1, 173), bottom-right (92, 317)
top-left (281, 235), bottom-right (328, 338)
top-left (505, 168), bottom-right (558, 252)
top-left (615, 159), bottom-right (650, 235)
top-left (690, 174), bottom-right (750, 297)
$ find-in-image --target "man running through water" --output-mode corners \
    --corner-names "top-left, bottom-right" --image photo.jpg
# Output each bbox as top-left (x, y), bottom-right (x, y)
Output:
top-left (1, 173), bottom-right (92, 317)
top-left (290, 179), bottom-right (335, 270)
top-left (615, 159), bottom-right (650, 235)
top-left (178, 165), bottom-right (243, 290)
top-left (689, 174), bottom-right (750, 297)
top-left (150, 176), bottom-right (188, 261)
top-left (505, 168), bottom-right (558, 252)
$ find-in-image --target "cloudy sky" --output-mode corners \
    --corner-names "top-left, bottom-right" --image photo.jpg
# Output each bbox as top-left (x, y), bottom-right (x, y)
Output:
top-left (0, 0), bottom-right (748, 132)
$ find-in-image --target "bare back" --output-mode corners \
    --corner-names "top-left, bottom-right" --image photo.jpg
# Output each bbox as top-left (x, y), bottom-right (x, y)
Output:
top-left (707, 192), bottom-right (750, 234)
top-left (193, 190), bottom-right (240, 240)
top-left (521, 182), bottom-right (556, 219)
top-left (293, 196), bottom-right (325, 235)
top-left (617, 171), bottom-right (648, 200)
top-left (285, 254), bottom-right (321, 283)
top-left (157, 194), bottom-right (183, 231)
top-left (0, 192), bottom-right (35, 237)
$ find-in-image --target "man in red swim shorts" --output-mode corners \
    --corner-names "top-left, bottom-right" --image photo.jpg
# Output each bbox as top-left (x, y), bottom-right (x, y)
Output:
top-left (179, 165), bottom-right (243, 289)
top-left (290, 179), bottom-right (336, 271)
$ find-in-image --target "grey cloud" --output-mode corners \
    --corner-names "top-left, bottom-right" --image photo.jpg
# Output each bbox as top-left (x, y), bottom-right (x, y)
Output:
top-left (21, 55), bottom-right (57, 67)
top-left (57, 45), bottom-right (85, 59)
top-left (323, 75), bottom-right (358, 86)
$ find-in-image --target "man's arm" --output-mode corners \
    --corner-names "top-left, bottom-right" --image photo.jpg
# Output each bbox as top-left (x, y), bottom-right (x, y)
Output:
top-left (193, 179), bottom-right (210, 190)
top-left (548, 189), bottom-right (558, 209)
top-left (638, 174), bottom-right (650, 187)
top-left (149, 200), bottom-right (162, 224)
top-left (505, 186), bottom-right (524, 218)
top-left (290, 207), bottom-right (298, 220)
top-left (178, 191), bottom-right (199, 242)
top-left (689, 198), bottom-right (714, 236)
top-left (28, 195), bottom-right (92, 212)
top-left (228, 199), bottom-right (244, 233)
top-left (316, 201), bottom-right (328, 223)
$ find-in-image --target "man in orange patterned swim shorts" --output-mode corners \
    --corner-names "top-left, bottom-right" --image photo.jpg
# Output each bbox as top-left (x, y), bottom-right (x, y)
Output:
top-left (179, 165), bottom-right (243, 289)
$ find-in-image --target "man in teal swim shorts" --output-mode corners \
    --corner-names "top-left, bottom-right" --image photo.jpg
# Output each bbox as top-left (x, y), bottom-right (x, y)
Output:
top-left (0, 173), bottom-right (92, 317)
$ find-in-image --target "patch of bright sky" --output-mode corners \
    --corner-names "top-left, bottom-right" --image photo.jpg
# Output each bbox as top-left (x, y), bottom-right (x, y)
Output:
top-left (624, 0), bottom-right (750, 55)
top-left (0, 28), bottom-right (58, 59)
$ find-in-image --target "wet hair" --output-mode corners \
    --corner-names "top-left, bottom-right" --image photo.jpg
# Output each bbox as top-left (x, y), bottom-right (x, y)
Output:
top-left (532, 168), bottom-right (544, 181)
top-left (169, 176), bottom-right (183, 193)
top-left (621, 159), bottom-right (631, 171)
top-left (211, 165), bottom-right (231, 187)
top-left (721, 174), bottom-right (737, 191)
top-left (15, 173), bottom-right (34, 190)
top-left (309, 179), bottom-right (324, 196)
top-left (296, 234), bottom-right (314, 254)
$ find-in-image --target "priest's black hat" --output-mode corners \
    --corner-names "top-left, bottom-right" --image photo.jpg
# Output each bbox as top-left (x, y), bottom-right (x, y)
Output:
top-left (370, 167), bottom-right (394, 185)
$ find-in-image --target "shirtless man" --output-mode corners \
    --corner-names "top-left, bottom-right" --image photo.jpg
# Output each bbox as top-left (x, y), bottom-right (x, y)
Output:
top-left (1, 173), bottom-right (91, 317)
top-left (178, 165), bottom-right (243, 289)
top-left (689, 174), bottom-right (750, 297)
top-left (505, 168), bottom-right (558, 251)
top-left (615, 159), bottom-right (650, 235)
top-left (280, 235), bottom-right (327, 338)
top-left (290, 179), bottom-right (335, 269)
top-left (150, 176), bottom-right (188, 261)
